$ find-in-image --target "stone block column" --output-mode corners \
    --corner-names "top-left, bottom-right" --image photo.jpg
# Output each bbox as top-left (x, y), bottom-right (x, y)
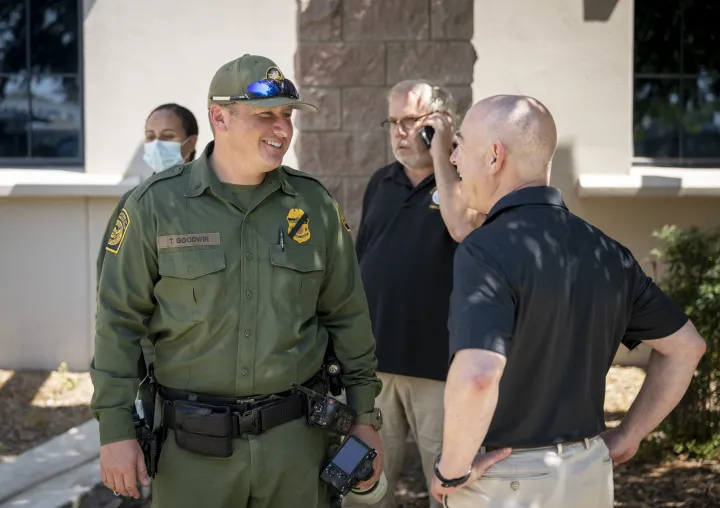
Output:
top-left (294, 0), bottom-right (475, 233)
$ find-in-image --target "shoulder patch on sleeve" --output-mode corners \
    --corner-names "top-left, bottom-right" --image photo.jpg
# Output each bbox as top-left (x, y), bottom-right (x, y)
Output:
top-left (105, 208), bottom-right (131, 254)
top-left (335, 201), bottom-right (351, 232)
top-left (132, 164), bottom-right (187, 201)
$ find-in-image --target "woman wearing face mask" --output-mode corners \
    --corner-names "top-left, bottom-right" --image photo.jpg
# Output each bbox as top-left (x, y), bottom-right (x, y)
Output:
top-left (95, 104), bottom-right (199, 368)
top-left (143, 103), bottom-right (199, 172)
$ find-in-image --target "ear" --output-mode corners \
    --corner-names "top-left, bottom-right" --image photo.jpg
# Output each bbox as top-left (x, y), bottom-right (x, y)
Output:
top-left (209, 105), bottom-right (230, 133)
top-left (489, 141), bottom-right (505, 176)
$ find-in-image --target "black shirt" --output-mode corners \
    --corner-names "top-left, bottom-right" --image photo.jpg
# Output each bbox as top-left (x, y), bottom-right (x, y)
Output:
top-left (356, 162), bottom-right (458, 381)
top-left (449, 186), bottom-right (688, 448)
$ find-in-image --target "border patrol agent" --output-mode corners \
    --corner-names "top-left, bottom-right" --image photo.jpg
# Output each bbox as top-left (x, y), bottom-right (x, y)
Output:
top-left (90, 54), bottom-right (384, 508)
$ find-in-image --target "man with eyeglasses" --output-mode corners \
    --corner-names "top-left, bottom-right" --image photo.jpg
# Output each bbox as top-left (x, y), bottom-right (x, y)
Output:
top-left (347, 80), bottom-right (484, 508)
top-left (90, 54), bottom-right (383, 508)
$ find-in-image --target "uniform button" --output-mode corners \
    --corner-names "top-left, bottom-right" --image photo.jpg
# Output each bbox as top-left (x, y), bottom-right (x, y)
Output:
top-left (241, 368), bottom-right (249, 376)
top-left (510, 481), bottom-right (519, 491)
top-left (246, 252), bottom-right (252, 260)
top-left (246, 291), bottom-right (253, 299)
top-left (244, 329), bottom-right (251, 337)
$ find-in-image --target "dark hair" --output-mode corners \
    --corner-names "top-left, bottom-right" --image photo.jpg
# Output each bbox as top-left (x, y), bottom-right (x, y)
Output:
top-left (147, 103), bottom-right (200, 161)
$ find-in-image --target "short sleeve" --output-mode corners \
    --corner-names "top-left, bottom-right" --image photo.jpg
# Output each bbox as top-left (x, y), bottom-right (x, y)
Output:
top-left (622, 262), bottom-right (688, 350)
top-left (448, 241), bottom-right (516, 361)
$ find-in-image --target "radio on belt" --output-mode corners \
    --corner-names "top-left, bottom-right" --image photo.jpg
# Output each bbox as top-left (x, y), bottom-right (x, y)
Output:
top-left (290, 382), bottom-right (356, 435)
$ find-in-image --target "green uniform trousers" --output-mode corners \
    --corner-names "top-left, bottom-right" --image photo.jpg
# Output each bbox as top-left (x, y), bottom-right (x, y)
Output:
top-left (151, 417), bottom-right (333, 508)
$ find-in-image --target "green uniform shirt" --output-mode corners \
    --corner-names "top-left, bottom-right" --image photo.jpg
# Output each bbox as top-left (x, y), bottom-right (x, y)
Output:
top-left (90, 142), bottom-right (381, 445)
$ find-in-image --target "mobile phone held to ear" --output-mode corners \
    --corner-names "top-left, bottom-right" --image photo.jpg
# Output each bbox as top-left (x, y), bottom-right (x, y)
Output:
top-left (419, 126), bottom-right (434, 149)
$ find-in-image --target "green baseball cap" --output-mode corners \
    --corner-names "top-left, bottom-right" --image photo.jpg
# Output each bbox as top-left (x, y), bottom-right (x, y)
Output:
top-left (207, 54), bottom-right (317, 112)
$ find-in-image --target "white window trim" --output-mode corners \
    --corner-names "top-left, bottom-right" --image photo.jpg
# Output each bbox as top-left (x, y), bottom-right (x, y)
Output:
top-left (0, 169), bottom-right (140, 197)
top-left (577, 167), bottom-right (720, 197)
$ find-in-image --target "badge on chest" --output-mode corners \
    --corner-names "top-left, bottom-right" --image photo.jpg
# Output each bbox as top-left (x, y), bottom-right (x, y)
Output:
top-left (286, 208), bottom-right (311, 243)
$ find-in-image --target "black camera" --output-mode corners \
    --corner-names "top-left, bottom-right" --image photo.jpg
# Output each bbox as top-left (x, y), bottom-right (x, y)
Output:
top-left (321, 435), bottom-right (377, 496)
top-left (291, 383), bottom-right (356, 435)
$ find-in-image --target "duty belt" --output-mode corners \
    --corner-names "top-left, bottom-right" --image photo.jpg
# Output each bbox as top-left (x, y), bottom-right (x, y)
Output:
top-left (159, 379), bottom-right (323, 437)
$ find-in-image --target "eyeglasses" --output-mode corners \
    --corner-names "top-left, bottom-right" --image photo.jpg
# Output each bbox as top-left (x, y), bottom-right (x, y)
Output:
top-left (380, 113), bottom-right (432, 130)
top-left (210, 78), bottom-right (300, 102)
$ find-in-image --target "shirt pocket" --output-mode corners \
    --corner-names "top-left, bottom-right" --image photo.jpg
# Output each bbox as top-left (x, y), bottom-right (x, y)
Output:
top-left (269, 244), bottom-right (325, 322)
top-left (157, 249), bottom-right (226, 320)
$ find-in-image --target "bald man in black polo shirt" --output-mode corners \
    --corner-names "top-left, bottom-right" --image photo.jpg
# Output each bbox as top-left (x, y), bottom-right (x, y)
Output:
top-left (349, 80), bottom-right (484, 508)
top-left (430, 95), bottom-right (707, 507)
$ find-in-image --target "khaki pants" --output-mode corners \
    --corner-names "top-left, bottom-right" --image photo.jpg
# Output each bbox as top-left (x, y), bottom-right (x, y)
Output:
top-left (345, 372), bottom-right (445, 508)
top-left (444, 436), bottom-right (614, 508)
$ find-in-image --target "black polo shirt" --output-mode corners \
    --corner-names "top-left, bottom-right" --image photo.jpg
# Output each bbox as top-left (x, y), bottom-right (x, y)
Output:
top-left (449, 186), bottom-right (689, 448)
top-left (356, 162), bottom-right (458, 382)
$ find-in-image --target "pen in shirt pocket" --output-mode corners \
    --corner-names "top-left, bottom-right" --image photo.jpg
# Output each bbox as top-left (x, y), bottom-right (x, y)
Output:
top-left (279, 228), bottom-right (284, 251)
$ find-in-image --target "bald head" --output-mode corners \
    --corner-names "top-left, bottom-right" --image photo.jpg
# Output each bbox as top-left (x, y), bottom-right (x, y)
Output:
top-left (464, 95), bottom-right (557, 179)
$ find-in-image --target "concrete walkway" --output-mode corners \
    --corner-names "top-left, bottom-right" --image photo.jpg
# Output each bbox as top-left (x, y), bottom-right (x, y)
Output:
top-left (0, 419), bottom-right (100, 507)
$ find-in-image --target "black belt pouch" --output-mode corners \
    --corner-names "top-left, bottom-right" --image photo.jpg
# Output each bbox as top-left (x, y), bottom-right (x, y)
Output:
top-left (173, 400), bottom-right (233, 458)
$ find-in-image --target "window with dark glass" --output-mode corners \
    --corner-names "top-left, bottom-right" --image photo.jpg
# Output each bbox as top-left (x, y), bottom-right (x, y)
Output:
top-left (0, 0), bottom-right (82, 164)
top-left (633, 0), bottom-right (719, 166)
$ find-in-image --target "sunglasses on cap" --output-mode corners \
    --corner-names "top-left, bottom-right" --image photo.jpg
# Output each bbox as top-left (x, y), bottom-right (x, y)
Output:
top-left (210, 78), bottom-right (300, 102)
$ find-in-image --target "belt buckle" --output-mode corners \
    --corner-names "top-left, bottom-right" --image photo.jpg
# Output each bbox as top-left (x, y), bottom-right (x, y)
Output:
top-left (236, 409), bottom-right (262, 435)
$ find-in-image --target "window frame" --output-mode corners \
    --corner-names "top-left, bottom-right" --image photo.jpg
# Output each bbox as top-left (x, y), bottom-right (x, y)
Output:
top-left (632, 0), bottom-right (719, 168)
top-left (0, 0), bottom-right (84, 169)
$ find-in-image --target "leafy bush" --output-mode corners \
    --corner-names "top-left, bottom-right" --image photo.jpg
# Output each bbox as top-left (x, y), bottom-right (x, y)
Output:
top-left (649, 225), bottom-right (720, 459)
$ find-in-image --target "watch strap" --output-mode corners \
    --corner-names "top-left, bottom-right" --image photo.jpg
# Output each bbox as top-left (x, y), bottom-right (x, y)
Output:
top-left (354, 408), bottom-right (382, 430)
top-left (433, 454), bottom-right (472, 488)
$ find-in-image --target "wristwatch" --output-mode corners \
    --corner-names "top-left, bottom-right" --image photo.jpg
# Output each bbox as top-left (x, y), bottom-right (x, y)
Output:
top-left (433, 454), bottom-right (472, 488)
top-left (354, 407), bottom-right (383, 431)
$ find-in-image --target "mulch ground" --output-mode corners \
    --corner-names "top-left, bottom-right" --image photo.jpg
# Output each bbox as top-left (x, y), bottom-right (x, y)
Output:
top-left (1, 366), bottom-right (717, 507)
top-left (0, 366), bottom-right (94, 461)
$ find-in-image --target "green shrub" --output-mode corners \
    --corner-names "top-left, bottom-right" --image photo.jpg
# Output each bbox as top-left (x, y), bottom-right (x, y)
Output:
top-left (649, 225), bottom-right (720, 459)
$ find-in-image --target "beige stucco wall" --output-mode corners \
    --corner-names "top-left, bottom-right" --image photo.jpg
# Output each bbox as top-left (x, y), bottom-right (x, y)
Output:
top-left (0, 0), bottom-right (299, 371)
top-left (472, 0), bottom-right (633, 175)
top-left (0, 198), bottom-right (118, 371)
top-left (471, 0), bottom-right (720, 365)
top-left (83, 0), bottom-right (299, 179)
